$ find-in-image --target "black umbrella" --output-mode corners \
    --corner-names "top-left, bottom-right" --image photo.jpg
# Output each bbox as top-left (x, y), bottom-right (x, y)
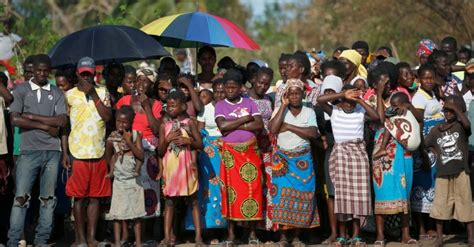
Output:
top-left (48, 24), bottom-right (170, 68)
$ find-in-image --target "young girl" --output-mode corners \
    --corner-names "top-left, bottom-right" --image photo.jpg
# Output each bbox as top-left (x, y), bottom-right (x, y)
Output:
top-left (317, 84), bottom-right (379, 246)
top-left (158, 90), bottom-right (203, 246)
top-left (106, 106), bottom-right (146, 247)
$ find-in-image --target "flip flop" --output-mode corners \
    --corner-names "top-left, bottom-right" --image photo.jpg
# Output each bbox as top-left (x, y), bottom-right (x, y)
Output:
top-left (374, 240), bottom-right (386, 247)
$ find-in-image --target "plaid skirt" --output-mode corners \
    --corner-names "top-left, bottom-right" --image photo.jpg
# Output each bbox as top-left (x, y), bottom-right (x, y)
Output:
top-left (329, 139), bottom-right (372, 221)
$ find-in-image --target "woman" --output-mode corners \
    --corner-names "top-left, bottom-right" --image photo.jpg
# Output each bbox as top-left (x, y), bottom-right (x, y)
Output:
top-left (370, 65), bottom-right (421, 246)
top-left (246, 67), bottom-right (275, 231)
top-left (411, 63), bottom-right (445, 240)
top-left (416, 39), bottom-right (437, 68)
top-left (197, 46), bottom-right (217, 90)
top-left (184, 79), bottom-right (227, 241)
top-left (215, 69), bottom-right (264, 245)
top-left (395, 62), bottom-right (417, 100)
top-left (121, 65), bottom-right (137, 96)
top-left (115, 68), bottom-right (162, 242)
top-left (269, 79), bottom-right (320, 246)
top-left (338, 49), bottom-right (368, 86)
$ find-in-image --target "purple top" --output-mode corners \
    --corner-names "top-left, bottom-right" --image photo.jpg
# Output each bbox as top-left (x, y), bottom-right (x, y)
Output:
top-left (215, 97), bottom-right (260, 143)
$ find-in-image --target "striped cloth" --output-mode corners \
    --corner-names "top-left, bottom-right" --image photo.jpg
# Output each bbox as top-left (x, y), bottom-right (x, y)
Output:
top-left (329, 139), bottom-right (372, 221)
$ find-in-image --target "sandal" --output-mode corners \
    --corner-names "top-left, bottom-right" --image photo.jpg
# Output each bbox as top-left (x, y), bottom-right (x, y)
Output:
top-left (221, 240), bottom-right (235, 247)
top-left (403, 239), bottom-right (419, 245)
top-left (374, 240), bottom-right (386, 247)
top-left (249, 238), bottom-right (260, 245)
top-left (321, 237), bottom-right (336, 245)
top-left (292, 240), bottom-right (305, 247)
top-left (350, 237), bottom-right (366, 247)
top-left (332, 237), bottom-right (347, 247)
top-left (278, 240), bottom-right (289, 247)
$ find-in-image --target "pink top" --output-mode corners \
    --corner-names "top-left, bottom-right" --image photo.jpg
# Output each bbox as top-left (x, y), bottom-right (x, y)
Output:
top-left (116, 95), bottom-right (162, 140)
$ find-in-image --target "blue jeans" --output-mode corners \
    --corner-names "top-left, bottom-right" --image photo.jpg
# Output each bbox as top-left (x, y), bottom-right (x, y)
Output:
top-left (7, 150), bottom-right (60, 246)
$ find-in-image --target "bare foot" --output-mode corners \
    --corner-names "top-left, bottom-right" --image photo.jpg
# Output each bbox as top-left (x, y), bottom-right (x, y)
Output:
top-left (87, 240), bottom-right (99, 247)
top-left (434, 237), bottom-right (443, 247)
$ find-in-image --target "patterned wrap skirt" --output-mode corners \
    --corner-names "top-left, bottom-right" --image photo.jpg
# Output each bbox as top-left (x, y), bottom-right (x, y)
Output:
top-left (329, 139), bottom-right (372, 221)
top-left (220, 137), bottom-right (263, 221)
top-left (271, 145), bottom-right (320, 228)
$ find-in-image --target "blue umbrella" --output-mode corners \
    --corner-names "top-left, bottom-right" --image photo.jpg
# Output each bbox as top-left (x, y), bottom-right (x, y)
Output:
top-left (49, 24), bottom-right (170, 68)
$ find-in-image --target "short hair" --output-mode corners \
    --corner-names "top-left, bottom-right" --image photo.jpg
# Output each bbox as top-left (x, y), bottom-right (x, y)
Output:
top-left (445, 95), bottom-right (466, 112)
top-left (23, 55), bottom-right (36, 65)
top-left (352, 40), bottom-right (369, 51)
top-left (212, 78), bottom-right (225, 90)
top-left (342, 84), bottom-right (357, 91)
top-left (157, 72), bottom-right (173, 82)
top-left (428, 49), bottom-right (448, 64)
top-left (167, 89), bottom-right (187, 103)
top-left (278, 53), bottom-right (292, 63)
top-left (290, 53), bottom-right (311, 76)
top-left (256, 67), bottom-right (274, 79)
top-left (390, 92), bottom-right (409, 104)
top-left (33, 54), bottom-right (51, 67)
top-left (116, 105), bottom-right (136, 122)
top-left (224, 68), bottom-right (243, 85)
top-left (124, 65), bottom-right (136, 76)
top-left (458, 47), bottom-right (472, 58)
top-left (217, 56), bottom-right (236, 70)
top-left (368, 62), bottom-right (398, 90)
top-left (176, 73), bottom-right (195, 87)
top-left (103, 62), bottom-right (125, 77)
top-left (417, 63), bottom-right (436, 77)
top-left (55, 68), bottom-right (78, 85)
top-left (377, 46), bottom-right (393, 57)
top-left (396, 62), bottom-right (411, 71)
top-left (197, 45), bottom-right (216, 59)
top-left (0, 72), bottom-right (7, 87)
top-left (199, 88), bottom-right (213, 98)
top-left (333, 46), bottom-right (349, 55)
top-left (441, 36), bottom-right (457, 49)
top-left (320, 60), bottom-right (347, 78)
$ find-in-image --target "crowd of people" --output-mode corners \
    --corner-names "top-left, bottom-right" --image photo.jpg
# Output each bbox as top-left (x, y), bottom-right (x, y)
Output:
top-left (0, 36), bottom-right (474, 247)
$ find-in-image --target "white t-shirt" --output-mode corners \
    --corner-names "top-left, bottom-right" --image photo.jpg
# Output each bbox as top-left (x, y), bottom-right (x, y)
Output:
top-left (275, 106), bottom-right (317, 150)
top-left (331, 105), bottom-right (366, 143)
top-left (197, 103), bottom-right (221, 137)
top-left (0, 33), bottom-right (21, 60)
top-left (412, 89), bottom-right (443, 118)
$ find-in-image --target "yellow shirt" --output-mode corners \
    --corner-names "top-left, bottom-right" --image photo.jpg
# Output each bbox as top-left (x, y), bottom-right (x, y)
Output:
top-left (67, 87), bottom-right (111, 159)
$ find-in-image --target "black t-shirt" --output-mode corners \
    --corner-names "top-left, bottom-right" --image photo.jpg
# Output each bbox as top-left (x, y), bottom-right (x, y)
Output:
top-left (425, 121), bottom-right (471, 177)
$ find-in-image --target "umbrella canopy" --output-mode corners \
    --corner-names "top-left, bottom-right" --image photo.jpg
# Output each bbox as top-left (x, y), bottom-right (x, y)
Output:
top-left (49, 24), bottom-right (170, 68)
top-left (141, 11), bottom-right (260, 50)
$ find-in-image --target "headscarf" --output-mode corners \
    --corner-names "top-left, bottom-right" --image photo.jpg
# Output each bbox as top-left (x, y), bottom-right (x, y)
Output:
top-left (339, 49), bottom-right (368, 78)
top-left (321, 75), bottom-right (343, 93)
top-left (416, 39), bottom-right (437, 57)
top-left (136, 68), bottom-right (157, 83)
top-left (285, 78), bottom-right (305, 92)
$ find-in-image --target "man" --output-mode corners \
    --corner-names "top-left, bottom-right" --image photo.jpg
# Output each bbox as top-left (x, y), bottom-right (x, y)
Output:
top-left (65, 57), bottom-right (112, 247)
top-left (7, 54), bottom-right (67, 247)
top-left (352, 40), bottom-right (370, 66)
top-left (440, 36), bottom-right (458, 65)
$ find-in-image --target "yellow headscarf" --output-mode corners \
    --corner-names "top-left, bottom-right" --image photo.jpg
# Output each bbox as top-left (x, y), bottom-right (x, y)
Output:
top-left (340, 49), bottom-right (368, 78)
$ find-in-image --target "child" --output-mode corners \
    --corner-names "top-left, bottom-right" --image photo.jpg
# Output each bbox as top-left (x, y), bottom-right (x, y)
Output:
top-left (158, 90), bottom-right (203, 246)
top-left (424, 95), bottom-right (474, 247)
top-left (199, 89), bottom-right (213, 106)
top-left (177, 73), bottom-right (204, 119)
top-left (106, 106), bottom-right (146, 247)
top-left (317, 84), bottom-right (379, 246)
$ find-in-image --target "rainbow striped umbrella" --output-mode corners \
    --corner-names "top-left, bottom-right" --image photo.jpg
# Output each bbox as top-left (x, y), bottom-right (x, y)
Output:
top-left (141, 11), bottom-right (260, 50)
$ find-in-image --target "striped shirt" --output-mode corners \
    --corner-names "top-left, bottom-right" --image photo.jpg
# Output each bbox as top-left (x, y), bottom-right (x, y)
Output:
top-left (331, 105), bottom-right (366, 143)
